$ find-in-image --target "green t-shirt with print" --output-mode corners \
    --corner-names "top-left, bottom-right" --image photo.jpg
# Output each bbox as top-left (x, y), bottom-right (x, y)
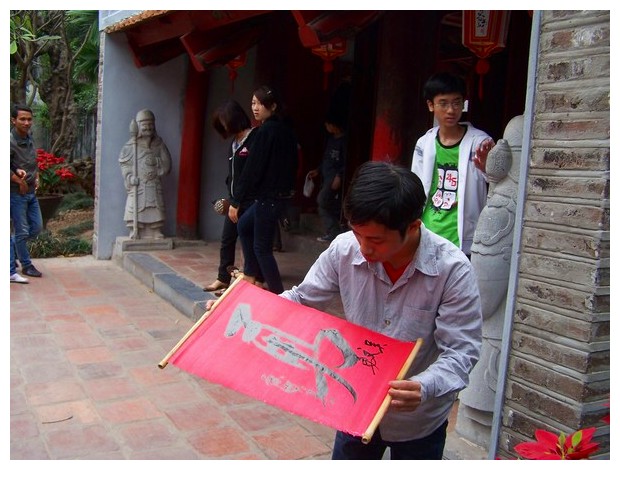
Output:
top-left (421, 137), bottom-right (460, 248)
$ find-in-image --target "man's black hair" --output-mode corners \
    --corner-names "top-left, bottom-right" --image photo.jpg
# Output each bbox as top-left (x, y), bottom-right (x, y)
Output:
top-left (11, 103), bottom-right (33, 118)
top-left (422, 72), bottom-right (467, 102)
top-left (343, 161), bottom-right (426, 237)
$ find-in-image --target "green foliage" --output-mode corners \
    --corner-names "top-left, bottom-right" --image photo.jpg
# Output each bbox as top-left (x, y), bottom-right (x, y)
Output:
top-left (58, 220), bottom-right (94, 237)
top-left (10, 13), bottom-right (61, 47)
top-left (68, 10), bottom-right (100, 85)
top-left (28, 231), bottom-right (91, 258)
top-left (30, 191), bottom-right (94, 257)
top-left (11, 10), bottom-right (100, 159)
top-left (32, 102), bottom-right (51, 130)
top-left (74, 83), bottom-right (98, 114)
top-left (58, 191), bottom-right (94, 213)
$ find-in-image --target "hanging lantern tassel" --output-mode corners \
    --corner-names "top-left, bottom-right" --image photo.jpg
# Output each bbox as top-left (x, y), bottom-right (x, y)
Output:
top-left (311, 41), bottom-right (347, 91)
top-left (227, 68), bottom-right (238, 93)
top-left (462, 11), bottom-right (510, 101)
top-left (322, 59), bottom-right (334, 90)
top-left (226, 52), bottom-right (248, 94)
top-left (475, 58), bottom-right (490, 100)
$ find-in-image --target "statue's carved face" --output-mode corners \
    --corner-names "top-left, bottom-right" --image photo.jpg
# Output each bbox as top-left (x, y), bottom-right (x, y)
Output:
top-left (138, 120), bottom-right (155, 137)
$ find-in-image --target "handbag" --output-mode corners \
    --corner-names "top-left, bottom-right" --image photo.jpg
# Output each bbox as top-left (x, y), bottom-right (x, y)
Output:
top-left (212, 198), bottom-right (230, 216)
top-left (303, 172), bottom-right (315, 198)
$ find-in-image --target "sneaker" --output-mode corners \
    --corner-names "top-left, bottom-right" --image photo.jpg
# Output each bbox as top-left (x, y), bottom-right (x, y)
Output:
top-left (10, 273), bottom-right (29, 284)
top-left (22, 265), bottom-right (42, 277)
top-left (316, 234), bottom-right (333, 243)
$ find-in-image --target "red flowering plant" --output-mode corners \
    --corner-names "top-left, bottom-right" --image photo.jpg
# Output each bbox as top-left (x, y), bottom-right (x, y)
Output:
top-left (513, 402), bottom-right (609, 460)
top-left (514, 427), bottom-right (599, 460)
top-left (35, 149), bottom-right (77, 196)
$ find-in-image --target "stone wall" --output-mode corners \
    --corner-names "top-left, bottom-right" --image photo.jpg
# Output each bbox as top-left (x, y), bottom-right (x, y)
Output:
top-left (498, 11), bottom-right (610, 458)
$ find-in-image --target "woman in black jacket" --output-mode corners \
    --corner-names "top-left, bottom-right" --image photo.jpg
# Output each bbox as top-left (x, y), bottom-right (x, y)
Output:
top-left (204, 99), bottom-right (261, 295)
top-left (228, 86), bottom-right (298, 294)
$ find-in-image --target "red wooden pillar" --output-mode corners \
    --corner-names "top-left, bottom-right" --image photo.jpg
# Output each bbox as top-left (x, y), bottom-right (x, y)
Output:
top-left (369, 12), bottom-right (437, 166)
top-left (370, 114), bottom-right (403, 163)
top-left (176, 66), bottom-right (209, 239)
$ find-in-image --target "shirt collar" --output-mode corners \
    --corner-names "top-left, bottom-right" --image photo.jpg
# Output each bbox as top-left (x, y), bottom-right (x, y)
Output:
top-left (349, 224), bottom-right (439, 277)
top-left (413, 224), bottom-right (439, 277)
top-left (11, 128), bottom-right (32, 146)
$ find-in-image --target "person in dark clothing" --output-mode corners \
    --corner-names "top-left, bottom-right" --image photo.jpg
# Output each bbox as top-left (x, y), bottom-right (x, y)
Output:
top-left (307, 112), bottom-right (347, 243)
top-left (228, 86), bottom-right (299, 294)
top-left (10, 104), bottom-right (43, 280)
top-left (203, 99), bottom-right (263, 296)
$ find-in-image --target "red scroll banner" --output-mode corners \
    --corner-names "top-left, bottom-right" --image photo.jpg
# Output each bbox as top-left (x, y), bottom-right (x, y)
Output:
top-left (159, 276), bottom-right (421, 443)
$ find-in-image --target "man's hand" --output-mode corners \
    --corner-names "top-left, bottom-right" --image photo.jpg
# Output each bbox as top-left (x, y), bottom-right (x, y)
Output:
top-left (388, 379), bottom-right (422, 412)
top-left (12, 170), bottom-right (28, 194)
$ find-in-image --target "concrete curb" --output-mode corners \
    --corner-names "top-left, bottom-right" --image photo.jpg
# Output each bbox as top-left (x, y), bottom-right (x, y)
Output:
top-left (120, 251), bottom-right (212, 321)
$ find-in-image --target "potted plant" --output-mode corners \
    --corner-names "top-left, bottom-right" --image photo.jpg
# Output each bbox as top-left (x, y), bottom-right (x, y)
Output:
top-left (35, 149), bottom-right (77, 228)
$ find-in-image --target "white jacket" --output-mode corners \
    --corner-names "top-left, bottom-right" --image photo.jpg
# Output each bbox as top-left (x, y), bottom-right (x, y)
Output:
top-left (411, 123), bottom-right (490, 255)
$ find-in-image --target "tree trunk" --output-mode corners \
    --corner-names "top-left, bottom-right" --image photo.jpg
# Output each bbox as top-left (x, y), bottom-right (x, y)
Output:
top-left (39, 33), bottom-right (77, 160)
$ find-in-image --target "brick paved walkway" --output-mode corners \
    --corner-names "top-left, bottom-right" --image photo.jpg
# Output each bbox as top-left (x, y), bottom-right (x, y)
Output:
top-left (10, 251), bottom-right (336, 460)
top-left (10, 236), bottom-right (481, 465)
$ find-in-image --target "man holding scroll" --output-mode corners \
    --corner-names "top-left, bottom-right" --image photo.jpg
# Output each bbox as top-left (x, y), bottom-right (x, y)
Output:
top-left (280, 161), bottom-right (482, 460)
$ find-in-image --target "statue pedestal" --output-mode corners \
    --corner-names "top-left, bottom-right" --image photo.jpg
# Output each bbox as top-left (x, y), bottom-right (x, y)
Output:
top-left (114, 236), bottom-right (174, 255)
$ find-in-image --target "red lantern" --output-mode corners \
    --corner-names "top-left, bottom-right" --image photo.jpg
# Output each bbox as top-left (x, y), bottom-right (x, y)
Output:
top-left (462, 11), bottom-right (510, 100)
top-left (226, 52), bottom-right (247, 93)
top-left (311, 41), bottom-right (347, 90)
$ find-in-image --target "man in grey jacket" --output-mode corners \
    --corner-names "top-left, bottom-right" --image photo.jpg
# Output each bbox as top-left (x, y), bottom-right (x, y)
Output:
top-left (10, 104), bottom-right (43, 281)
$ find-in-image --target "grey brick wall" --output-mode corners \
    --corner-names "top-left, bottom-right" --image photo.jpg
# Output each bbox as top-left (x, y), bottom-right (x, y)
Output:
top-left (498, 10), bottom-right (610, 458)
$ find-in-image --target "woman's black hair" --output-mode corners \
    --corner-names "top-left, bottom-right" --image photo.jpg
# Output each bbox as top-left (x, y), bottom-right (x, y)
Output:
top-left (211, 99), bottom-right (252, 139)
top-left (252, 85), bottom-right (283, 115)
top-left (343, 161), bottom-right (426, 237)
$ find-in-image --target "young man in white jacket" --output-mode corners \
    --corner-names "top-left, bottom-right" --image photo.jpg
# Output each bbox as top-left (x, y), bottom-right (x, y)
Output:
top-left (411, 72), bottom-right (495, 257)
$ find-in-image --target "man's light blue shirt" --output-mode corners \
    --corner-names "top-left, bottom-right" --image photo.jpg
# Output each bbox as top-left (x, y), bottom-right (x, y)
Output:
top-left (280, 225), bottom-right (482, 441)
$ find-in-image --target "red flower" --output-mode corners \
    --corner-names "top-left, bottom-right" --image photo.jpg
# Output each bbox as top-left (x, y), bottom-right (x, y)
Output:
top-left (564, 428), bottom-right (599, 459)
top-left (515, 430), bottom-right (563, 459)
top-left (35, 149), bottom-right (76, 195)
top-left (514, 427), bottom-right (599, 460)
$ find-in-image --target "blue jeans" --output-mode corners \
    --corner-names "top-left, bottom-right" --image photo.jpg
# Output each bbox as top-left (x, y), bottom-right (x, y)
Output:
top-left (10, 235), bottom-right (17, 275)
top-left (10, 192), bottom-right (42, 270)
top-left (331, 421), bottom-right (448, 460)
top-left (237, 199), bottom-right (284, 294)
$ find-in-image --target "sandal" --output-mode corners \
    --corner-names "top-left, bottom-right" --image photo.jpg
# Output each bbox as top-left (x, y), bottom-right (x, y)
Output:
top-left (203, 279), bottom-right (229, 292)
top-left (214, 287), bottom-right (227, 297)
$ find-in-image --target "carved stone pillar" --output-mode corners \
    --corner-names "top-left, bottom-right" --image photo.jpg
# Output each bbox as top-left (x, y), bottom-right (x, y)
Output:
top-left (455, 114), bottom-right (524, 449)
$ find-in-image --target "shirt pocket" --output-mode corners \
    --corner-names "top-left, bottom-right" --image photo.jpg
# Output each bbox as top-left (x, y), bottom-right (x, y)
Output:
top-left (399, 306), bottom-right (436, 341)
